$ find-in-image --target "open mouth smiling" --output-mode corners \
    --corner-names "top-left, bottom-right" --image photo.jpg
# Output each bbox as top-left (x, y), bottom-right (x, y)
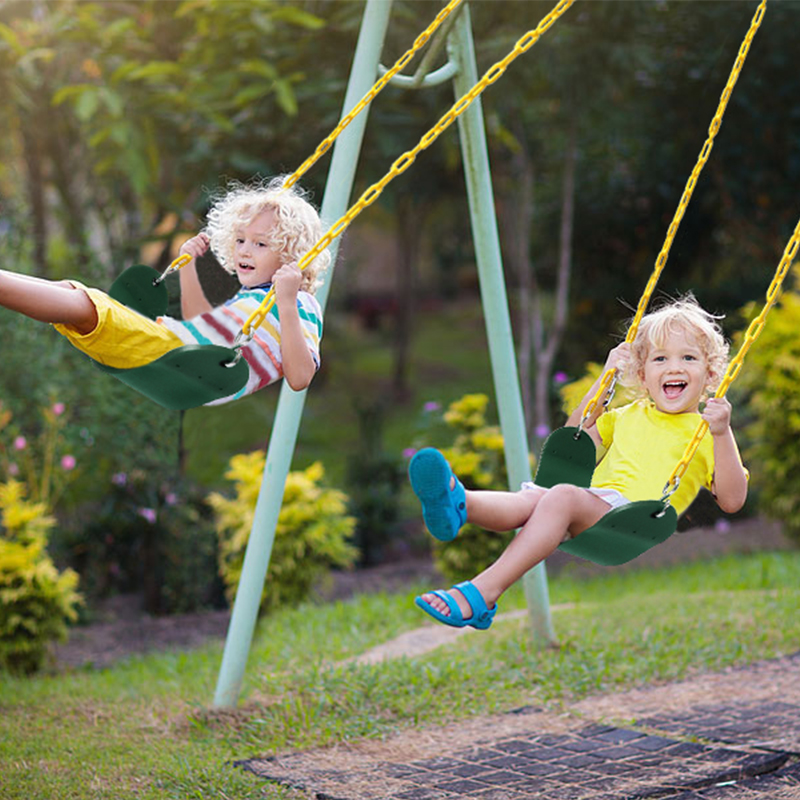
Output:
top-left (662, 380), bottom-right (687, 399)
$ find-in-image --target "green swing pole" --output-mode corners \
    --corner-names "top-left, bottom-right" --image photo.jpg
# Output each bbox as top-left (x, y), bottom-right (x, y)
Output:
top-left (213, 0), bottom-right (394, 708)
top-left (446, 3), bottom-right (556, 645)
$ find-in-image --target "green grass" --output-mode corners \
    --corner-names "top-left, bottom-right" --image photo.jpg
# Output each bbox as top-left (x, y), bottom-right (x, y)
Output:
top-left (2, 551), bottom-right (799, 799)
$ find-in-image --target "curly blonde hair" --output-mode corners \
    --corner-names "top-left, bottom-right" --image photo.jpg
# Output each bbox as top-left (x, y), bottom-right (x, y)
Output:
top-left (622, 294), bottom-right (730, 399)
top-left (204, 176), bottom-right (330, 293)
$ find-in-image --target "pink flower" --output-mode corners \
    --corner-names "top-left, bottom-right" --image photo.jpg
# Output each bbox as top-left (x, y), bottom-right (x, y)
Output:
top-left (402, 447), bottom-right (417, 459)
top-left (52, 402), bottom-right (66, 416)
top-left (13, 436), bottom-right (26, 451)
top-left (165, 493), bottom-right (178, 506)
top-left (137, 507), bottom-right (157, 524)
top-left (423, 401), bottom-right (441, 413)
top-left (714, 519), bottom-right (731, 534)
top-left (60, 455), bottom-right (76, 471)
top-left (553, 371), bottom-right (569, 385)
top-left (8, 462), bottom-right (19, 476)
top-left (112, 472), bottom-right (127, 487)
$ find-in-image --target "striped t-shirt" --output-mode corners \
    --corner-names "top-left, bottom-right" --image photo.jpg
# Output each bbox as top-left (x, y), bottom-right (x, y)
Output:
top-left (159, 283), bottom-right (323, 405)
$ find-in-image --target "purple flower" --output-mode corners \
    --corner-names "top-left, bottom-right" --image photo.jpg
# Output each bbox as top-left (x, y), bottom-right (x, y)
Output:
top-left (553, 371), bottom-right (569, 385)
top-left (137, 507), bottom-right (157, 524)
top-left (112, 472), bottom-right (127, 487)
top-left (423, 401), bottom-right (441, 413)
top-left (165, 493), bottom-right (178, 506)
top-left (714, 519), bottom-right (731, 534)
top-left (13, 436), bottom-right (26, 451)
top-left (8, 462), bottom-right (19, 477)
top-left (534, 424), bottom-right (551, 439)
top-left (402, 447), bottom-right (418, 459)
top-left (52, 402), bottom-right (66, 416)
top-left (60, 455), bottom-right (76, 471)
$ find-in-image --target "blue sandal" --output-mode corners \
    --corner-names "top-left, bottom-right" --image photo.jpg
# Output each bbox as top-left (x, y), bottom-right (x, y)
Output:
top-left (409, 448), bottom-right (467, 542)
top-left (415, 580), bottom-right (497, 630)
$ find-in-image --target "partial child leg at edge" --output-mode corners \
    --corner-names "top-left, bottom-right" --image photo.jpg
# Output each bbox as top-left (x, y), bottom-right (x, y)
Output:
top-left (0, 270), bottom-right (98, 334)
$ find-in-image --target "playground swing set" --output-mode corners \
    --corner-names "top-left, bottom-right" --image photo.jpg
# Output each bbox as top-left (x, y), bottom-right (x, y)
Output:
top-left (72, 0), bottom-right (799, 704)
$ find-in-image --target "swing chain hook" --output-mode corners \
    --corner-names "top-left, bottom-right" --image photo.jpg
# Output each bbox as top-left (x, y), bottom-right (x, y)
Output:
top-left (656, 477), bottom-right (680, 518)
top-left (603, 373), bottom-right (618, 408)
top-left (153, 254), bottom-right (193, 286)
top-left (225, 329), bottom-right (254, 368)
top-left (576, 371), bottom-right (619, 440)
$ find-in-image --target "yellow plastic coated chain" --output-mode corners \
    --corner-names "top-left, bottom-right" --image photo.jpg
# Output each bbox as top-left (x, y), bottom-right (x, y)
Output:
top-left (242, 0), bottom-right (576, 336)
top-left (661, 217), bottom-right (800, 501)
top-left (581, 0), bottom-right (767, 427)
top-left (282, 0), bottom-right (465, 192)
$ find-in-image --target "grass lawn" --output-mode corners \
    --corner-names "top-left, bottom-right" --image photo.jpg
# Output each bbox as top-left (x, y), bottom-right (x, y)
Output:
top-left (1, 550), bottom-right (799, 799)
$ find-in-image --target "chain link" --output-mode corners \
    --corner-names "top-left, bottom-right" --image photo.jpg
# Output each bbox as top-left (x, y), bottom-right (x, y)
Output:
top-left (662, 216), bottom-right (800, 498)
top-left (581, 0), bottom-right (767, 427)
top-left (242, 0), bottom-right (577, 335)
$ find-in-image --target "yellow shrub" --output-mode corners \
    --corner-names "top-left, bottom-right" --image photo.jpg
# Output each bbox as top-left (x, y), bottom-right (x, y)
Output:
top-left (0, 481), bottom-right (81, 674)
top-left (209, 456), bottom-right (358, 615)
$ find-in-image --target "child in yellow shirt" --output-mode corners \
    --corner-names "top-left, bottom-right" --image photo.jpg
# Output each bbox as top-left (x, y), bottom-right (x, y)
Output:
top-left (410, 296), bottom-right (749, 629)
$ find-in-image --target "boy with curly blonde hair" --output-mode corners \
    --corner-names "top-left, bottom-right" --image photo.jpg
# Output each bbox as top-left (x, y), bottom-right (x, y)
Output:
top-left (0, 177), bottom-right (328, 403)
top-left (410, 295), bottom-right (748, 630)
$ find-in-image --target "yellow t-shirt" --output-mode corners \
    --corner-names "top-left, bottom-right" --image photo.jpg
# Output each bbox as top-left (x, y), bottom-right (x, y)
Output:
top-left (592, 400), bottom-right (719, 517)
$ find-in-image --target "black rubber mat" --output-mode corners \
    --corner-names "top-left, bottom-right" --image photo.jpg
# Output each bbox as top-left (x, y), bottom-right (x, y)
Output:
top-left (236, 721), bottom-right (792, 799)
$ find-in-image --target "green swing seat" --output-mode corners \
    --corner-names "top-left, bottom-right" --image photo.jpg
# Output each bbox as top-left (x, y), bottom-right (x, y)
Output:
top-left (533, 426), bottom-right (677, 566)
top-left (94, 265), bottom-right (249, 411)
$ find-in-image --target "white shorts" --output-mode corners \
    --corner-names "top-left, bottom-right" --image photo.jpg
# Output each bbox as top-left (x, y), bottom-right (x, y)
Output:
top-left (520, 482), bottom-right (632, 541)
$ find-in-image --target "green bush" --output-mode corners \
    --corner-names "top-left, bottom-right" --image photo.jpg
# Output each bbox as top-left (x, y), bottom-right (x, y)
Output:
top-left (63, 471), bottom-right (223, 614)
top-left (736, 291), bottom-right (800, 544)
top-left (424, 394), bottom-right (532, 583)
top-left (210, 455), bottom-right (358, 615)
top-left (0, 481), bottom-right (82, 674)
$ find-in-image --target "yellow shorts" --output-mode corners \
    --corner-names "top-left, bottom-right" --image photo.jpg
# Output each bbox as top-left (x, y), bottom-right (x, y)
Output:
top-left (53, 283), bottom-right (183, 369)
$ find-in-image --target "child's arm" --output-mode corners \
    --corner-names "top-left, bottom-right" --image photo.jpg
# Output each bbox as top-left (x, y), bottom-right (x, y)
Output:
top-left (703, 397), bottom-right (748, 514)
top-left (273, 262), bottom-right (317, 391)
top-left (178, 233), bottom-right (213, 318)
top-left (566, 342), bottom-right (630, 446)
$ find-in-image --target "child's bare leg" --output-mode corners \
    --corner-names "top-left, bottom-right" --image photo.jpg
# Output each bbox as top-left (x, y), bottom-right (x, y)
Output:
top-left (0, 270), bottom-right (97, 334)
top-left (422, 484), bottom-right (611, 620)
top-left (466, 486), bottom-right (546, 532)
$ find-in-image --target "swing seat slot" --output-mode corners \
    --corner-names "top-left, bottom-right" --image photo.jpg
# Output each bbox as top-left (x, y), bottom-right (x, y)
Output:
top-left (558, 500), bottom-right (678, 566)
top-left (96, 345), bottom-right (249, 411)
top-left (533, 426), bottom-right (596, 489)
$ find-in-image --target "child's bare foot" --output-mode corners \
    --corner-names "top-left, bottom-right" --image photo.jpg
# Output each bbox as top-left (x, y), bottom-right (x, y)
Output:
top-left (419, 586), bottom-right (473, 619)
top-left (415, 580), bottom-right (496, 630)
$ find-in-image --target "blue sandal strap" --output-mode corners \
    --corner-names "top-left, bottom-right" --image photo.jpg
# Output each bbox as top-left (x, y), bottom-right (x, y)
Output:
top-left (453, 581), bottom-right (496, 630)
top-left (415, 581), bottom-right (497, 630)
